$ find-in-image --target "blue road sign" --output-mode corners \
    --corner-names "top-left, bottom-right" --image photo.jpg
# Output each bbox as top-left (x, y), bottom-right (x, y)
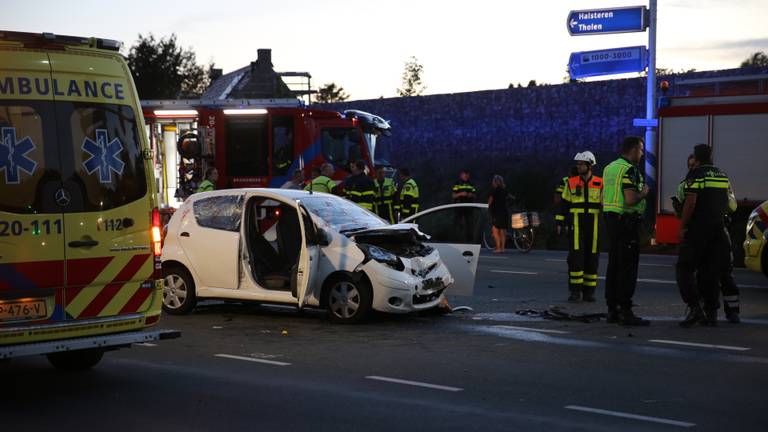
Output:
top-left (567, 6), bottom-right (647, 36)
top-left (568, 46), bottom-right (648, 79)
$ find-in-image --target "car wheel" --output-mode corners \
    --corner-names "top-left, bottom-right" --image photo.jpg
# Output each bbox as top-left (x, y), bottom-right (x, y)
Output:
top-left (47, 348), bottom-right (104, 370)
top-left (325, 276), bottom-right (372, 324)
top-left (163, 266), bottom-right (197, 315)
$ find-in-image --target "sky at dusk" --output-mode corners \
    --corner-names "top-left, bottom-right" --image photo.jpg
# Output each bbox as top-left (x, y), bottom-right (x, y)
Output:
top-left (5, 0), bottom-right (767, 100)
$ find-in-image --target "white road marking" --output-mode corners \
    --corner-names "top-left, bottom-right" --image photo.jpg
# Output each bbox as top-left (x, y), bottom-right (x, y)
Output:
top-left (490, 270), bottom-right (538, 275)
top-left (135, 342), bottom-right (157, 347)
top-left (564, 405), bottom-right (696, 428)
top-left (546, 258), bottom-right (673, 268)
top-left (596, 276), bottom-right (676, 285)
top-left (648, 339), bottom-right (751, 352)
top-left (544, 258), bottom-right (566, 262)
top-left (215, 354), bottom-right (291, 366)
top-left (741, 283), bottom-right (768, 289)
top-left (494, 325), bottom-right (571, 334)
top-left (481, 255), bottom-right (509, 259)
top-left (365, 376), bottom-right (463, 392)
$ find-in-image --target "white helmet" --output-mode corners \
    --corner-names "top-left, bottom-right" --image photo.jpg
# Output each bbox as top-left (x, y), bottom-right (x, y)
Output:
top-left (574, 151), bottom-right (596, 167)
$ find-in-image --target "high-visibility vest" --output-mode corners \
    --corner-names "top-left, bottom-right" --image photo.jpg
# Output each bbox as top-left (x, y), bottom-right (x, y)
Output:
top-left (196, 180), bottom-right (215, 193)
top-left (305, 175), bottom-right (336, 194)
top-left (396, 178), bottom-right (420, 218)
top-left (602, 157), bottom-right (645, 215)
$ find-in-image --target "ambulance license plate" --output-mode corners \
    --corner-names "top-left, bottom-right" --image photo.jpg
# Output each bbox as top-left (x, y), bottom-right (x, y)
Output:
top-left (0, 300), bottom-right (47, 321)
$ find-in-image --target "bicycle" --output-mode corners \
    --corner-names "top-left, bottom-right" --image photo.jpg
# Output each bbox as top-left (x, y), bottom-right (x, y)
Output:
top-left (482, 211), bottom-right (539, 253)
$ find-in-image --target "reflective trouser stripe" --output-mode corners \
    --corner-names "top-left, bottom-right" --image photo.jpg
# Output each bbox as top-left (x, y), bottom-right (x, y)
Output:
top-left (723, 295), bottom-right (739, 306)
top-left (570, 278), bottom-right (584, 284)
top-left (588, 208), bottom-right (600, 253)
top-left (570, 209), bottom-right (585, 250)
top-left (569, 271), bottom-right (584, 276)
top-left (583, 274), bottom-right (598, 287)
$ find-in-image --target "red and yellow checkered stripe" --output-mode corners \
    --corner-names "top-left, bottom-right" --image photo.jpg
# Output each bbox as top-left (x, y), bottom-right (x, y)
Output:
top-left (65, 253), bottom-right (155, 319)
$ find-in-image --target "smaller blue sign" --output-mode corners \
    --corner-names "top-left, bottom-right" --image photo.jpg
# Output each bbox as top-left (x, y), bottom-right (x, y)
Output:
top-left (633, 118), bottom-right (658, 128)
top-left (567, 6), bottom-right (647, 36)
top-left (569, 46), bottom-right (648, 80)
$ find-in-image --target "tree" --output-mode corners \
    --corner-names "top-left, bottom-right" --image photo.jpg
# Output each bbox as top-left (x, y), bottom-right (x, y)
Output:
top-left (527, 80), bottom-right (538, 88)
top-left (315, 82), bottom-right (350, 103)
top-left (741, 51), bottom-right (768, 68)
top-left (396, 56), bottom-right (426, 97)
top-left (126, 33), bottom-right (210, 99)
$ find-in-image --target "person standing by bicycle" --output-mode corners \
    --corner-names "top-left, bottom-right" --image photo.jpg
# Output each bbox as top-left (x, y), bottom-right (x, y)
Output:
top-left (557, 152), bottom-right (603, 302)
top-left (488, 175), bottom-right (510, 253)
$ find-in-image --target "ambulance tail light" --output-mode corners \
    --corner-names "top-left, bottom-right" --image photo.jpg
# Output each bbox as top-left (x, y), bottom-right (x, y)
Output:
top-left (151, 208), bottom-right (163, 278)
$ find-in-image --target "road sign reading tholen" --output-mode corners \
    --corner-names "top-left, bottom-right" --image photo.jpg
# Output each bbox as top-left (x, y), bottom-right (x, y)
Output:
top-left (567, 6), bottom-right (647, 36)
top-left (568, 46), bottom-right (648, 79)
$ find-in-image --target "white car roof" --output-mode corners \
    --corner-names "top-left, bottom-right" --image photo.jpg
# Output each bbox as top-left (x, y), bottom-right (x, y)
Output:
top-left (188, 188), bottom-right (337, 202)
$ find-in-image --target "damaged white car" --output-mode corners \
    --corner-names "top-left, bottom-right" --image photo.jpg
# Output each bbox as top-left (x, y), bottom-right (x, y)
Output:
top-left (161, 189), bottom-right (480, 323)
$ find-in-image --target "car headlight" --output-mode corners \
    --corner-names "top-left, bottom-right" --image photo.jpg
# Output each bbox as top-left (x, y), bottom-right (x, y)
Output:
top-left (357, 244), bottom-right (405, 271)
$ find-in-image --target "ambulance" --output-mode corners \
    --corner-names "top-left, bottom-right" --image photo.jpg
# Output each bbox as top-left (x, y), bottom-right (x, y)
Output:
top-left (0, 31), bottom-right (178, 369)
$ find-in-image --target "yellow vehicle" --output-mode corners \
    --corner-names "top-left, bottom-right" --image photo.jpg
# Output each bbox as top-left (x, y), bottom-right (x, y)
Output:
top-left (0, 31), bottom-right (178, 369)
top-left (744, 200), bottom-right (768, 278)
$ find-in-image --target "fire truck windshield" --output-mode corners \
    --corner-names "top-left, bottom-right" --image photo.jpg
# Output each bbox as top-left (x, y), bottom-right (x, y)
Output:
top-left (321, 127), bottom-right (362, 168)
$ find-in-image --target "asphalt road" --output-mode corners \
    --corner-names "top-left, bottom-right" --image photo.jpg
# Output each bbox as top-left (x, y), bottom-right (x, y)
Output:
top-left (5, 250), bottom-right (768, 431)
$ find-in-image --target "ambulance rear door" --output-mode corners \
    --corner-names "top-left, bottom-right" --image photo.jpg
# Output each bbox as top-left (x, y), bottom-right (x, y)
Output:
top-left (49, 51), bottom-right (155, 321)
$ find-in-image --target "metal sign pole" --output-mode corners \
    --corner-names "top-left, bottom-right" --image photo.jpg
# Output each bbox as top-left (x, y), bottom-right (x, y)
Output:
top-left (644, 0), bottom-right (657, 199)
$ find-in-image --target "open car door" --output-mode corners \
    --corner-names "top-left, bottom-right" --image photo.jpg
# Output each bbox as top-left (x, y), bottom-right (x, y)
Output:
top-left (293, 204), bottom-right (320, 308)
top-left (402, 204), bottom-right (483, 296)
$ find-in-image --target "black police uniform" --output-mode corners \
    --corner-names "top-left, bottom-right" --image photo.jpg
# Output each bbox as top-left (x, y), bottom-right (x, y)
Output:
top-left (676, 164), bottom-right (732, 325)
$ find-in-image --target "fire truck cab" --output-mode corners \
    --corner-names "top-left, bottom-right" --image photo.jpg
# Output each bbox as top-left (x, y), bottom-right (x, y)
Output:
top-left (655, 74), bottom-right (768, 258)
top-left (141, 99), bottom-right (391, 209)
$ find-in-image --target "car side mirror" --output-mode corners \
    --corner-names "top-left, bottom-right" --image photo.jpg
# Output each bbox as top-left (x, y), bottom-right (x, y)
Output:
top-left (317, 228), bottom-right (331, 246)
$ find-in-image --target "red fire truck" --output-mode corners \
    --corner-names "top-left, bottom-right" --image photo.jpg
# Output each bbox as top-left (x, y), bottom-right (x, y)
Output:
top-left (655, 73), bottom-right (768, 248)
top-left (141, 99), bottom-right (391, 207)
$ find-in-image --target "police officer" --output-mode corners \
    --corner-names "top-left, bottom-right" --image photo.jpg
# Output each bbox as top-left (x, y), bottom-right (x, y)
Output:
top-left (453, 169), bottom-right (477, 240)
top-left (305, 163), bottom-right (337, 194)
top-left (343, 160), bottom-right (376, 211)
top-left (395, 167), bottom-right (419, 220)
top-left (677, 144), bottom-right (734, 327)
top-left (672, 155), bottom-right (740, 323)
top-left (196, 167), bottom-right (218, 193)
top-left (374, 166), bottom-right (396, 223)
top-left (602, 136), bottom-right (650, 326)
top-left (558, 151), bottom-right (603, 302)
top-left (452, 170), bottom-right (477, 203)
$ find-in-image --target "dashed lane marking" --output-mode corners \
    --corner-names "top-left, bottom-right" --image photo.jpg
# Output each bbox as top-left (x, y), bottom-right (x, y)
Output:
top-left (490, 270), bottom-right (538, 275)
top-left (494, 325), bottom-right (571, 334)
top-left (545, 258), bottom-right (673, 268)
top-left (215, 354), bottom-right (291, 366)
top-left (564, 405), bottom-right (696, 428)
top-left (135, 343), bottom-right (157, 347)
top-left (365, 376), bottom-right (463, 392)
top-left (648, 339), bottom-right (751, 352)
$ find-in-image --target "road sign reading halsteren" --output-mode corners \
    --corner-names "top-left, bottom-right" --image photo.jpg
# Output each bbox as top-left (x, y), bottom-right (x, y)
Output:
top-left (568, 46), bottom-right (648, 79)
top-left (567, 6), bottom-right (647, 36)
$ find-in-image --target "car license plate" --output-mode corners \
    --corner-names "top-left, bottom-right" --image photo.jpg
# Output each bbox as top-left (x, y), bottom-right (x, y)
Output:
top-left (0, 300), bottom-right (47, 321)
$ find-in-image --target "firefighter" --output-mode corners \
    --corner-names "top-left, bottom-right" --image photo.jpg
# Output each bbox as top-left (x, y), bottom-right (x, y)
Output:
top-left (557, 152), bottom-right (603, 302)
top-left (374, 166), bottom-right (396, 223)
top-left (344, 160), bottom-right (376, 211)
top-left (677, 144), bottom-right (735, 327)
top-left (672, 155), bottom-right (740, 324)
top-left (395, 167), bottom-right (420, 220)
top-left (305, 163), bottom-right (337, 193)
top-left (602, 136), bottom-right (650, 326)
